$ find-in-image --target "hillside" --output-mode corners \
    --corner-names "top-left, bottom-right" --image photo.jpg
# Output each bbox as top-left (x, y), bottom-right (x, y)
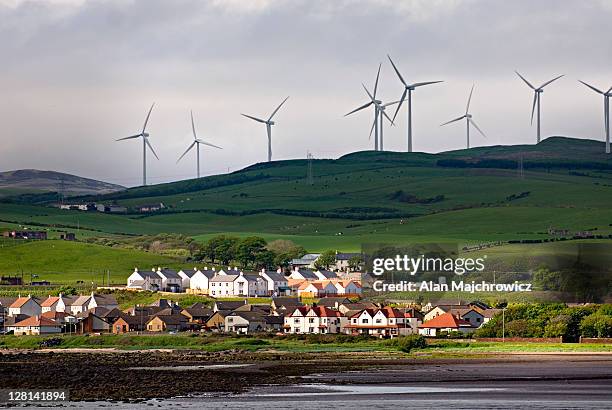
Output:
top-left (0, 169), bottom-right (124, 197)
top-left (0, 137), bottom-right (611, 251)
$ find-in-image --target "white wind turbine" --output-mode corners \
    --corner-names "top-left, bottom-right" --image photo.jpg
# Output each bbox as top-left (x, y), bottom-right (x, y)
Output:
top-left (387, 54), bottom-right (443, 152)
top-left (116, 103), bottom-right (159, 186)
top-left (362, 83), bottom-right (398, 151)
top-left (177, 111), bottom-right (222, 178)
top-left (345, 64), bottom-right (394, 151)
top-left (441, 85), bottom-right (488, 149)
top-left (241, 96), bottom-right (289, 162)
top-left (515, 71), bottom-right (564, 143)
top-left (578, 80), bottom-right (612, 154)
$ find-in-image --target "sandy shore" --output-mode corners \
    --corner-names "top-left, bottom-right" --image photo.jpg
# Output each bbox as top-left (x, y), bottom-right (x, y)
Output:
top-left (1, 350), bottom-right (611, 401)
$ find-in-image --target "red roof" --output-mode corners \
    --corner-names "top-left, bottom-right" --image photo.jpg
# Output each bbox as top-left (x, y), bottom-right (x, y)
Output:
top-left (290, 306), bottom-right (341, 318)
top-left (41, 297), bottom-right (59, 307)
top-left (10, 297), bottom-right (38, 309)
top-left (12, 316), bottom-right (60, 327)
top-left (418, 312), bottom-right (472, 329)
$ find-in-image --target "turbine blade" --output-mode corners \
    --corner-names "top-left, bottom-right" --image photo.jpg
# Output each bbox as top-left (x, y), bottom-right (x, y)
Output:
top-left (145, 137), bottom-right (159, 160)
top-left (381, 108), bottom-right (394, 125)
top-left (539, 74), bottom-right (564, 89)
top-left (530, 92), bottom-right (537, 125)
top-left (197, 139), bottom-right (223, 149)
top-left (607, 86), bottom-right (612, 94)
top-left (191, 110), bottom-right (197, 139)
top-left (241, 113), bottom-right (266, 123)
top-left (177, 141), bottom-right (197, 163)
top-left (368, 117), bottom-right (376, 140)
top-left (362, 83), bottom-right (375, 102)
top-left (515, 71), bottom-right (535, 89)
top-left (578, 80), bottom-right (604, 95)
top-left (469, 118), bottom-right (487, 138)
top-left (373, 63), bottom-right (381, 98)
top-left (116, 134), bottom-right (142, 141)
top-left (466, 84), bottom-right (475, 114)
top-left (344, 101), bottom-right (372, 117)
top-left (440, 115), bottom-right (466, 126)
top-left (391, 88), bottom-right (408, 123)
top-left (411, 80), bottom-right (443, 88)
top-left (142, 103), bottom-right (155, 133)
top-left (382, 100), bottom-right (401, 108)
top-left (387, 54), bottom-right (407, 87)
top-left (268, 96), bottom-right (290, 121)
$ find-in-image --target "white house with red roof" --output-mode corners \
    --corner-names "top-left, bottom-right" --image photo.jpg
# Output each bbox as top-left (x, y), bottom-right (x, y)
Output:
top-left (418, 312), bottom-right (475, 336)
top-left (40, 294), bottom-right (73, 313)
top-left (7, 315), bottom-right (62, 335)
top-left (343, 307), bottom-right (417, 337)
top-left (296, 281), bottom-right (337, 297)
top-left (333, 280), bottom-right (362, 295)
top-left (8, 295), bottom-right (41, 317)
top-left (283, 306), bottom-right (342, 334)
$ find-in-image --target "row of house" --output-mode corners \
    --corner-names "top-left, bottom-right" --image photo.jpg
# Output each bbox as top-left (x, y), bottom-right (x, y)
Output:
top-left (58, 202), bottom-right (165, 213)
top-left (290, 253), bottom-right (362, 272)
top-left (126, 266), bottom-right (361, 297)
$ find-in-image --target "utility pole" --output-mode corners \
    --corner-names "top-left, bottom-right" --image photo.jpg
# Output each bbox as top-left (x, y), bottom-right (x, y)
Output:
top-left (502, 308), bottom-right (506, 342)
top-left (306, 152), bottom-right (314, 185)
top-left (517, 154), bottom-right (524, 179)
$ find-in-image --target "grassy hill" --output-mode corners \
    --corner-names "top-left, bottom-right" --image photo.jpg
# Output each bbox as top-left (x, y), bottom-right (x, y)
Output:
top-left (0, 169), bottom-right (124, 198)
top-left (0, 240), bottom-right (181, 284)
top-left (0, 137), bottom-right (611, 251)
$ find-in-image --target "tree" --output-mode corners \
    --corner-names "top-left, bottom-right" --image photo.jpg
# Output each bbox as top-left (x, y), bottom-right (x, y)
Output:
top-left (197, 235), bottom-right (239, 265)
top-left (267, 240), bottom-right (306, 269)
top-left (314, 250), bottom-right (336, 270)
top-left (580, 313), bottom-right (612, 338)
top-left (348, 255), bottom-right (363, 271)
top-left (235, 236), bottom-right (268, 269)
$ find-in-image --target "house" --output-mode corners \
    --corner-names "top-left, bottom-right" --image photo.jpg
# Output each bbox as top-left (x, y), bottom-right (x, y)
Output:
top-left (146, 314), bottom-right (188, 332)
top-left (3, 230), bottom-right (47, 240)
top-left (188, 267), bottom-right (217, 294)
top-left (112, 315), bottom-right (146, 334)
top-left (271, 297), bottom-right (303, 315)
top-left (317, 297), bottom-right (352, 310)
top-left (69, 293), bottom-right (118, 315)
top-left (213, 300), bottom-right (247, 312)
top-left (288, 268), bottom-right (319, 281)
top-left (206, 310), bottom-right (231, 331)
top-left (333, 280), bottom-right (362, 295)
top-left (8, 295), bottom-right (42, 317)
top-left (156, 268), bottom-right (182, 292)
top-left (41, 310), bottom-right (75, 327)
top-left (337, 302), bottom-right (378, 315)
top-left (181, 307), bottom-right (213, 324)
top-left (343, 307), bottom-right (417, 337)
top-left (224, 311), bottom-right (269, 334)
top-left (423, 304), bottom-right (471, 322)
top-left (77, 311), bottom-right (110, 333)
top-left (418, 312), bottom-right (475, 336)
top-left (1, 276), bottom-right (23, 285)
top-left (297, 281), bottom-right (337, 297)
top-left (314, 270), bottom-right (339, 281)
top-left (7, 316), bottom-right (62, 335)
top-left (259, 269), bottom-right (290, 296)
top-left (135, 203), bottom-right (165, 213)
top-left (209, 272), bottom-right (266, 297)
top-left (482, 308), bottom-right (502, 324)
top-left (59, 232), bottom-right (76, 241)
top-left (283, 306), bottom-right (342, 334)
top-left (290, 253), bottom-right (321, 269)
top-left (40, 294), bottom-right (73, 313)
top-left (96, 204), bottom-right (127, 213)
top-left (126, 268), bottom-right (163, 291)
top-left (177, 267), bottom-right (201, 289)
top-left (0, 297), bottom-right (17, 322)
top-left (334, 253), bottom-right (362, 272)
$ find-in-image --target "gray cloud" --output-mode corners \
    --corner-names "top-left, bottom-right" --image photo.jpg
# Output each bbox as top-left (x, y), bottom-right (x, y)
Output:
top-left (0, 0), bottom-right (611, 186)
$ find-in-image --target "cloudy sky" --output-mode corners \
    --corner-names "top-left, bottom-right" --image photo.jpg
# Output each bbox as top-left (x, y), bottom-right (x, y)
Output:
top-left (1, 0), bottom-right (611, 186)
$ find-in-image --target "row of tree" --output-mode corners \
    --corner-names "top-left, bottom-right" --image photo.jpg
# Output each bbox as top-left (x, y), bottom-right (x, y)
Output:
top-left (476, 303), bottom-right (612, 341)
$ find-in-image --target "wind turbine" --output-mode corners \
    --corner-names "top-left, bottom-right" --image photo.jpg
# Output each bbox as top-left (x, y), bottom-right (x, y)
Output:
top-left (345, 64), bottom-right (394, 151)
top-left (515, 71), bottom-right (564, 143)
top-left (362, 84), bottom-right (398, 151)
top-left (241, 96), bottom-right (289, 162)
top-left (387, 54), bottom-right (443, 153)
top-left (578, 80), bottom-right (612, 154)
top-left (116, 103), bottom-right (159, 186)
top-left (177, 111), bottom-right (222, 178)
top-left (441, 85), bottom-right (488, 149)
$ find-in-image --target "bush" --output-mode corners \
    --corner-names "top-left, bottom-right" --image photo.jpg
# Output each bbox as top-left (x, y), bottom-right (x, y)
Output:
top-left (580, 313), bottom-right (612, 338)
top-left (383, 335), bottom-right (427, 352)
top-left (234, 338), bottom-right (270, 346)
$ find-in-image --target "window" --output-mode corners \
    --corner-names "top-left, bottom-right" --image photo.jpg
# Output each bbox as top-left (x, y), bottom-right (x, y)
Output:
top-left (228, 318), bottom-right (233, 323)
top-left (376, 319), bottom-right (382, 324)
top-left (294, 318), bottom-right (300, 324)
top-left (309, 318), bottom-right (315, 323)
top-left (362, 318), bottom-right (369, 324)
top-left (309, 327), bottom-right (314, 333)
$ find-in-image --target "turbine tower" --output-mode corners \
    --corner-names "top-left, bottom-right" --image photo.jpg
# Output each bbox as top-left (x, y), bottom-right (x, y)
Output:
top-left (345, 64), bottom-right (393, 151)
top-left (579, 80), bottom-right (612, 154)
top-left (362, 83), bottom-right (397, 151)
top-left (515, 71), bottom-right (564, 143)
top-left (116, 103), bottom-right (159, 186)
top-left (441, 85), bottom-right (488, 149)
top-left (241, 96), bottom-right (289, 162)
top-left (387, 54), bottom-right (443, 153)
top-left (177, 111), bottom-right (222, 178)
